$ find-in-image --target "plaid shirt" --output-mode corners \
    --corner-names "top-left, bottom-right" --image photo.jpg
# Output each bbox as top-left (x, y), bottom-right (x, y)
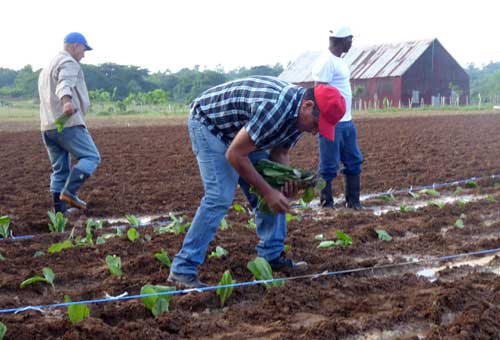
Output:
top-left (190, 76), bottom-right (305, 150)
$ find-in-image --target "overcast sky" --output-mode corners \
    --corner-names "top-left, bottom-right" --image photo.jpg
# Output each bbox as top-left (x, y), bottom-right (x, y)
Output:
top-left (1, 0), bottom-right (498, 73)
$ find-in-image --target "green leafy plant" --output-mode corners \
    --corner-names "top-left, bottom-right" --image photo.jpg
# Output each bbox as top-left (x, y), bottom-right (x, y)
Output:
top-left (418, 188), bottom-right (440, 197)
top-left (247, 217), bottom-right (256, 230)
top-left (247, 257), bottom-right (284, 288)
top-left (47, 211), bottom-right (68, 233)
top-left (127, 227), bottom-right (140, 242)
top-left (379, 193), bottom-right (396, 202)
top-left (0, 216), bottom-right (11, 239)
top-left (0, 321), bottom-right (6, 340)
top-left (48, 240), bottom-right (73, 254)
top-left (106, 255), bottom-right (123, 277)
top-left (232, 203), bottom-right (247, 214)
top-left (408, 191), bottom-right (420, 199)
top-left (454, 214), bottom-right (466, 229)
top-left (428, 201), bottom-right (445, 209)
top-left (209, 246), bottom-right (228, 259)
top-left (96, 233), bottom-right (117, 245)
top-left (286, 213), bottom-right (303, 223)
top-left (0, 253), bottom-right (5, 262)
top-left (20, 267), bottom-right (55, 291)
top-left (298, 198), bottom-right (309, 209)
top-left (216, 270), bottom-right (235, 307)
top-left (399, 204), bottom-right (415, 213)
top-left (485, 195), bottom-right (497, 203)
top-left (155, 213), bottom-right (190, 234)
top-left (466, 180), bottom-right (479, 188)
top-left (125, 214), bottom-right (140, 227)
top-left (64, 295), bottom-right (90, 324)
top-left (154, 249), bottom-right (171, 268)
top-left (219, 216), bottom-right (231, 230)
top-left (140, 284), bottom-right (175, 317)
top-left (54, 115), bottom-right (70, 133)
top-left (83, 218), bottom-right (103, 246)
top-left (251, 159), bottom-right (326, 212)
top-left (318, 231), bottom-right (353, 248)
top-left (375, 229), bottom-right (392, 241)
top-left (454, 186), bottom-right (465, 195)
top-left (33, 251), bottom-right (45, 258)
top-left (284, 244), bottom-right (291, 252)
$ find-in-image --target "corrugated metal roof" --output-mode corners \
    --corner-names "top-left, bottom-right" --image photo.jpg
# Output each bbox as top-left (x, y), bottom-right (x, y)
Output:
top-left (279, 39), bottom-right (435, 83)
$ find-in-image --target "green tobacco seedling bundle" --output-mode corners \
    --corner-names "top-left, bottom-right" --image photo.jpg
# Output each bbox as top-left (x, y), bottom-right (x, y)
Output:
top-left (252, 159), bottom-right (325, 212)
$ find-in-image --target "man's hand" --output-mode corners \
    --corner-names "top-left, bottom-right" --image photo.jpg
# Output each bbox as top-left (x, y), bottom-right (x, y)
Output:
top-left (62, 96), bottom-right (75, 117)
top-left (263, 189), bottom-right (290, 213)
top-left (281, 180), bottom-right (300, 198)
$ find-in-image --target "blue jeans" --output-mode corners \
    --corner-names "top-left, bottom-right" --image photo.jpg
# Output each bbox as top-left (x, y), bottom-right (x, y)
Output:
top-left (171, 118), bottom-right (287, 276)
top-left (42, 125), bottom-right (101, 193)
top-left (318, 120), bottom-right (363, 182)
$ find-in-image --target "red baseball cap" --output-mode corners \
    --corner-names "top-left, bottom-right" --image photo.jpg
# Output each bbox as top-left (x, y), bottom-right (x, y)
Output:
top-left (314, 84), bottom-right (346, 141)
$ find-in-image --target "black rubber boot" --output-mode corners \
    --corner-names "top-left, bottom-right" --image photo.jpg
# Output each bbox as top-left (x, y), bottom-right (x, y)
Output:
top-left (320, 181), bottom-right (334, 208)
top-left (345, 174), bottom-right (363, 210)
top-left (60, 168), bottom-right (89, 210)
top-left (52, 192), bottom-right (67, 214)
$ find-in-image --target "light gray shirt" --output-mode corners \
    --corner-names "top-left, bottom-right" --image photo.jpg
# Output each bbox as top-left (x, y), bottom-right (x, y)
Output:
top-left (38, 51), bottom-right (90, 131)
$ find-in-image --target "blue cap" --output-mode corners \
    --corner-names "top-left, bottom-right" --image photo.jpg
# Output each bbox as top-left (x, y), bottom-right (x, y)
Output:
top-left (64, 32), bottom-right (92, 51)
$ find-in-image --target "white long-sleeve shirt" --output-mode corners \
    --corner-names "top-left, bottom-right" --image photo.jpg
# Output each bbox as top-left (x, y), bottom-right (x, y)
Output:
top-left (38, 51), bottom-right (90, 131)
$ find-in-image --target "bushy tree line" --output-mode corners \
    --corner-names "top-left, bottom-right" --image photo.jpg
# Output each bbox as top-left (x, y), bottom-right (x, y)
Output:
top-left (466, 62), bottom-right (500, 103)
top-left (0, 63), bottom-right (284, 104)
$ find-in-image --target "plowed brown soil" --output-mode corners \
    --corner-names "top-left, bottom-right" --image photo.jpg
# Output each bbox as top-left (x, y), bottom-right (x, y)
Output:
top-left (1, 113), bottom-right (500, 339)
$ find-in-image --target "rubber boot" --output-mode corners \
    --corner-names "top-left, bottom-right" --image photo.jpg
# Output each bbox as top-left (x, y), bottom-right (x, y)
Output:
top-left (320, 181), bottom-right (334, 208)
top-left (345, 174), bottom-right (362, 210)
top-left (60, 168), bottom-right (89, 210)
top-left (52, 192), bottom-right (67, 214)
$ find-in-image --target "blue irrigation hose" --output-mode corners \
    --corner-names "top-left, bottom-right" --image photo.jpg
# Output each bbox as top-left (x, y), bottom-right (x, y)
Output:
top-left (1, 247), bottom-right (499, 315)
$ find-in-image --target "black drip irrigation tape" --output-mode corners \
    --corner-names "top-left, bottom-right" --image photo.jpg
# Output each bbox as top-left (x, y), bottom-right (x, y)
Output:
top-left (1, 247), bottom-right (499, 315)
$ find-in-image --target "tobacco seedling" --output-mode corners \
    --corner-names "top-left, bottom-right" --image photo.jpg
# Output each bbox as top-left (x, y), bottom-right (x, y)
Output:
top-left (485, 195), bottom-right (497, 203)
top-left (0, 321), bottom-right (6, 340)
top-left (64, 295), bottom-right (90, 324)
top-left (155, 213), bottom-right (190, 234)
top-left (0, 216), bottom-right (11, 239)
top-left (216, 270), bottom-right (235, 307)
top-left (48, 211), bottom-right (68, 233)
top-left (379, 193), bottom-right (396, 202)
top-left (33, 251), bottom-right (45, 258)
top-left (141, 284), bottom-right (175, 317)
top-left (318, 231), bottom-right (353, 248)
top-left (428, 201), bottom-right (445, 209)
top-left (454, 214), bottom-right (466, 229)
top-left (209, 246), bottom-right (228, 259)
top-left (127, 228), bottom-right (140, 242)
top-left (232, 203), bottom-right (247, 214)
top-left (284, 244), bottom-right (291, 252)
top-left (0, 253), bottom-right (5, 262)
top-left (54, 115), bottom-right (70, 133)
top-left (375, 229), bottom-right (392, 241)
top-left (154, 249), bottom-right (171, 268)
top-left (418, 188), bottom-right (440, 197)
top-left (247, 257), bottom-right (284, 288)
top-left (399, 204), bottom-right (415, 213)
top-left (286, 213), bottom-right (303, 223)
top-left (106, 255), bottom-right (123, 277)
top-left (48, 240), bottom-right (73, 254)
top-left (466, 180), bottom-right (479, 188)
top-left (314, 234), bottom-right (325, 241)
top-left (408, 191), bottom-right (420, 199)
top-left (454, 186), bottom-right (465, 195)
top-left (20, 267), bottom-right (55, 292)
top-left (125, 214), bottom-right (140, 227)
top-left (247, 217), bottom-right (256, 230)
top-left (219, 216), bottom-right (231, 230)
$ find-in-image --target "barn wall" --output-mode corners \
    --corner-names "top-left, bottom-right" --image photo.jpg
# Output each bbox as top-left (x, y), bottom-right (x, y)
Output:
top-left (402, 40), bottom-right (469, 105)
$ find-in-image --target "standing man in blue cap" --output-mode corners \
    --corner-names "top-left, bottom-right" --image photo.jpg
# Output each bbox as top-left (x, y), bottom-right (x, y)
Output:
top-left (312, 27), bottom-right (364, 210)
top-left (38, 32), bottom-right (101, 214)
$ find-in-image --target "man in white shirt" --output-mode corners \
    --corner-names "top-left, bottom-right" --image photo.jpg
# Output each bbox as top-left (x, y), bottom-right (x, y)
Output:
top-left (312, 27), bottom-right (363, 209)
top-left (38, 32), bottom-right (101, 214)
